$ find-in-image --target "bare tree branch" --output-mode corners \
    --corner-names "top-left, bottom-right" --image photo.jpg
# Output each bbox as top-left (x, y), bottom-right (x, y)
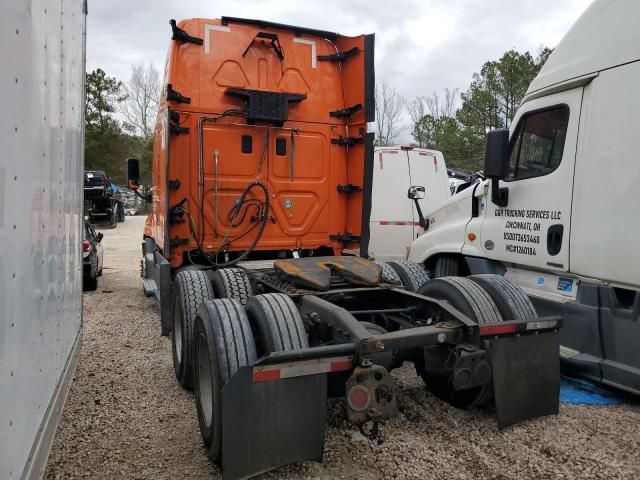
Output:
top-left (424, 88), bottom-right (460, 119)
top-left (374, 81), bottom-right (405, 146)
top-left (407, 88), bottom-right (460, 147)
top-left (120, 62), bottom-right (161, 138)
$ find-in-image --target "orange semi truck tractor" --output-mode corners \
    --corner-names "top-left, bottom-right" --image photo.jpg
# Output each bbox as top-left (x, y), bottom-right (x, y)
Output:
top-left (127, 17), bottom-right (563, 479)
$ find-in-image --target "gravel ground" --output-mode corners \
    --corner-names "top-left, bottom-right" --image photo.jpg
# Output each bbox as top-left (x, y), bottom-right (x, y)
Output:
top-left (46, 216), bottom-right (640, 479)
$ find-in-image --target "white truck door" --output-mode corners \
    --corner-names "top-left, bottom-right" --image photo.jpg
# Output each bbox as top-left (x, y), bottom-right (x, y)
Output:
top-left (479, 88), bottom-right (582, 272)
top-left (369, 149), bottom-right (414, 260)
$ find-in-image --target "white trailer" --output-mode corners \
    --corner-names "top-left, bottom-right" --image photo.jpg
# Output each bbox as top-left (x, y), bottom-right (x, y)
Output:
top-left (368, 147), bottom-right (450, 260)
top-left (0, 1), bottom-right (86, 478)
top-left (408, 0), bottom-right (640, 395)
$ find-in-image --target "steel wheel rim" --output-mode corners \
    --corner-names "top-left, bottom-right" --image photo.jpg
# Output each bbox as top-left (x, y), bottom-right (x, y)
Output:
top-left (197, 334), bottom-right (213, 427)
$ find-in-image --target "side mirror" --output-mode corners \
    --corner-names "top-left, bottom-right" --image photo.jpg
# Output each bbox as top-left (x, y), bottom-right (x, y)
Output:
top-left (126, 158), bottom-right (140, 190)
top-left (407, 185), bottom-right (425, 200)
top-left (484, 129), bottom-right (510, 207)
top-left (97, 232), bottom-right (103, 243)
top-left (407, 186), bottom-right (429, 230)
top-left (484, 129), bottom-right (509, 179)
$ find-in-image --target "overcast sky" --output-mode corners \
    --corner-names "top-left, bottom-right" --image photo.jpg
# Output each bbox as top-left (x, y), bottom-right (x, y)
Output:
top-left (87, 0), bottom-right (592, 136)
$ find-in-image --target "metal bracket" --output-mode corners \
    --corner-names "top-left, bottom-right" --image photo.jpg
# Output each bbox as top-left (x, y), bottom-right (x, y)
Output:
top-left (337, 184), bottom-right (362, 194)
top-left (243, 32), bottom-right (284, 61)
top-left (330, 103), bottom-right (362, 118)
top-left (318, 47), bottom-right (359, 62)
top-left (169, 237), bottom-right (189, 247)
top-left (330, 232), bottom-right (360, 243)
top-left (169, 19), bottom-right (203, 45)
top-left (331, 136), bottom-right (364, 147)
top-left (170, 123), bottom-right (189, 135)
top-left (167, 84), bottom-right (191, 104)
top-left (169, 207), bottom-right (185, 225)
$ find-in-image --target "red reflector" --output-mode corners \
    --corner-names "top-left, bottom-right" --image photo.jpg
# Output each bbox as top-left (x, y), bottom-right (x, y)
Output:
top-left (479, 324), bottom-right (517, 336)
top-left (330, 360), bottom-right (353, 372)
top-left (419, 152), bottom-right (428, 156)
top-left (252, 369), bottom-right (281, 382)
top-left (82, 240), bottom-right (90, 252)
top-left (347, 385), bottom-right (370, 412)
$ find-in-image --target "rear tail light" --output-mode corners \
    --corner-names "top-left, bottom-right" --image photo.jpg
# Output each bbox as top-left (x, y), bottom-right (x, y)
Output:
top-left (82, 240), bottom-right (91, 252)
top-left (347, 385), bottom-right (371, 412)
top-left (479, 324), bottom-right (516, 336)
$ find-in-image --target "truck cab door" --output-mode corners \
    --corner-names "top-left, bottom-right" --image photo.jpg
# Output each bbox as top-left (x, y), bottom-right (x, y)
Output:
top-left (478, 88), bottom-right (582, 273)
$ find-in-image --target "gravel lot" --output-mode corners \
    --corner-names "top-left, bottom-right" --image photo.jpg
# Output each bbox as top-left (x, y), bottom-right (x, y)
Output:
top-left (46, 216), bottom-right (640, 479)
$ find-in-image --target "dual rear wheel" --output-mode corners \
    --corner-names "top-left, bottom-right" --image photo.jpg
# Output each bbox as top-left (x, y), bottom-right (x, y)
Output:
top-left (416, 274), bottom-right (536, 408)
top-left (171, 264), bottom-right (536, 458)
top-left (172, 267), bottom-right (308, 464)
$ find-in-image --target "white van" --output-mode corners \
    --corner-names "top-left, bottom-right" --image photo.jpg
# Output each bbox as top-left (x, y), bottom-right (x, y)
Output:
top-left (369, 146), bottom-right (450, 261)
top-left (407, 0), bottom-right (640, 395)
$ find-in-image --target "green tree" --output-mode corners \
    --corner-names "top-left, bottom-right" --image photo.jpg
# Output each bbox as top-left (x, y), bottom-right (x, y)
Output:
top-left (85, 68), bottom-right (126, 135)
top-left (84, 68), bottom-right (154, 185)
top-left (452, 47), bottom-right (552, 171)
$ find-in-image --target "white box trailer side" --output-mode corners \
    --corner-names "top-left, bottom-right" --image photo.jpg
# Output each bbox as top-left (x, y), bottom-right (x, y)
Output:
top-left (369, 147), bottom-right (450, 260)
top-left (0, 1), bottom-right (86, 478)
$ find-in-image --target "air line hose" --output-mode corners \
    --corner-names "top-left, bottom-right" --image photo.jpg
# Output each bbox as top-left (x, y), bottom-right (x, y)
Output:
top-left (209, 180), bottom-right (270, 269)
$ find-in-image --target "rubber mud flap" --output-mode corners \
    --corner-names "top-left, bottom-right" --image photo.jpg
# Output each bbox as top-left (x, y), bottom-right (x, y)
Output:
top-left (221, 366), bottom-right (327, 480)
top-left (491, 331), bottom-right (560, 429)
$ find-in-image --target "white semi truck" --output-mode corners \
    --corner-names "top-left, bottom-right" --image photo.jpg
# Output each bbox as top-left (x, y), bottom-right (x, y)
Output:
top-left (0, 1), bottom-right (87, 478)
top-left (408, 0), bottom-right (640, 395)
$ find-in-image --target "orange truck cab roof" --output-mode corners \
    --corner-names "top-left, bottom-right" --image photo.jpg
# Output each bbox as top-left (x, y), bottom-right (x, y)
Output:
top-left (149, 17), bottom-right (375, 268)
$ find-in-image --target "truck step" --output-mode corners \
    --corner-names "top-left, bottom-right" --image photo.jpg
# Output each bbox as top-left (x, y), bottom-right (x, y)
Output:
top-left (143, 278), bottom-right (158, 299)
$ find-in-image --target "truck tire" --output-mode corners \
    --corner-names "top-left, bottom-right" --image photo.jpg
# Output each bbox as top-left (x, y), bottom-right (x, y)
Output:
top-left (245, 293), bottom-right (308, 355)
top-left (434, 255), bottom-right (461, 278)
top-left (374, 261), bottom-right (402, 285)
top-left (172, 270), bottom-right (214, 390)
top-left (193, 298), bottom-right (257, 463)
top-left (469, 274), bottom-right (537, 321)
top-left (387, 260), bottom-right (429, 292)
top-left (210, 268), bottom-right (252, 305)
top-left (416, 277), bottom-right (503, 408)
top-left (83, 275), bottom-right (98, 292)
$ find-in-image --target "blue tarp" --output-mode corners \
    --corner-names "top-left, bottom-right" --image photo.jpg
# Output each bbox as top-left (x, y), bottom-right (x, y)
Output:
top-left (560, 376), bottom-right (624, 405)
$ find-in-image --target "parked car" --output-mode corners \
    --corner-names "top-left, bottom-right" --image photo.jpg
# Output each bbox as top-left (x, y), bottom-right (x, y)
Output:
top-left (83, 220), bottom-right (104, 291)
top-left (124, 206), bottom-right (138, 216)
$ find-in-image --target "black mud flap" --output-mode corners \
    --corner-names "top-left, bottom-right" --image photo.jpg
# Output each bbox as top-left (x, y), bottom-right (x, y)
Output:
top-left (491, 331), bottom-right (560, 429)
top-left (221, 366), bottom-right (327, 480)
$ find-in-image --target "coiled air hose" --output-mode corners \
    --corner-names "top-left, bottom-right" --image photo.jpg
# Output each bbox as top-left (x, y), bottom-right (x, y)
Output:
top-left (209, 180), bottom-right (270, 269)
